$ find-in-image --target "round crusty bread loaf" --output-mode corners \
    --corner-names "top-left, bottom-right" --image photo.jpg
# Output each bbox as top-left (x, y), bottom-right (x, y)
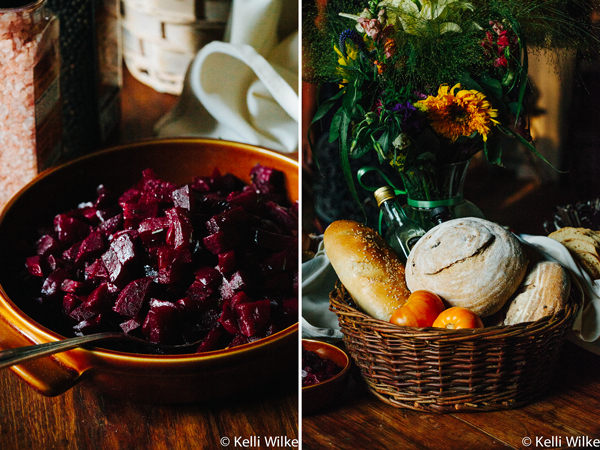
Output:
top-left (323, 220), bottom-right (410, 321)
top-left (405, 218), bottom-right (527, 317)
top-left (503, 261), bottom-right (570, 325)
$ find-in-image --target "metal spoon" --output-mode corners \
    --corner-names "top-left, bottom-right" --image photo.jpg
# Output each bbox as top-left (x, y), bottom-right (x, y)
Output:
top-left (0, 332), bottom-right (200, 369)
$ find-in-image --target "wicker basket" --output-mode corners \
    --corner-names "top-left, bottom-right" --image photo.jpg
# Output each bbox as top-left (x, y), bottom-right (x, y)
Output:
top-left (329, 278), bottom-right (583, 413)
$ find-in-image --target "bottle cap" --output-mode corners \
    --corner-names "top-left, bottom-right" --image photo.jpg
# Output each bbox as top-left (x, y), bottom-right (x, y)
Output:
top-left (430, 206), bottom-right (451, 224)
top-left (374, 186), bottom-right (396, 207)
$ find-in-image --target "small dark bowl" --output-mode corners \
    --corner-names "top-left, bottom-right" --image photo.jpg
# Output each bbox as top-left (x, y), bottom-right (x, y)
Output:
top-left (302, 339), bottom-right (351, 415)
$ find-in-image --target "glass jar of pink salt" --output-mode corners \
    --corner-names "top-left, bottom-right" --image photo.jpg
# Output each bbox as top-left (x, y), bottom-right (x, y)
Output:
top-left (0, 0), bottom-right (61, 209)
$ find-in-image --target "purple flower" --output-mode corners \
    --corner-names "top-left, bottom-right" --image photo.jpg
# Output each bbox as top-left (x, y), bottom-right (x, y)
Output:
top-left (391, 101), bottom-right (423, 133)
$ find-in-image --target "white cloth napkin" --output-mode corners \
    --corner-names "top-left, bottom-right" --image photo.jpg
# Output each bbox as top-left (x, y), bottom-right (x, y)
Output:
top-left (302, 233), bottom-right (600, 352)
top-left (154, 0), bottom-right (299, 154)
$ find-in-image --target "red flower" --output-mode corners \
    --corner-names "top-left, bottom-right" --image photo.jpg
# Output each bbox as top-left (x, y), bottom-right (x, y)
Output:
top-left (494, 55), bottom-right (508, 67)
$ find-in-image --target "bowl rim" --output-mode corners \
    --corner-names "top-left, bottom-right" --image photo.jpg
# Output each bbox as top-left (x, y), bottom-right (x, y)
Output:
top-left (0, 138), bottom-right (299, 362)
top-left (301, 339), bottom-right (351, 391)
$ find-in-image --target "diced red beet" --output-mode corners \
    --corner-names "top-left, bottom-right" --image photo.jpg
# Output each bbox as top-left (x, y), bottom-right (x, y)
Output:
top-left (101, 232), bottom-right (138, 285)
top-left (196, 323), bottom-right (224, 353)
top-left (78, 204), bottom-right (99, 224)
top-left (142, 299), bottom-right (179, 344)
top-left (139, 169), bottom-right (177, 204)
top-left (265, 201), bottom-right (297, 233)
top-left (36, 234), bottom-right (61, 257)
top-left (41, 268), bottom-right (70, 299)
top-left (63, 293), bottom-right (82, 316)
top-left (228, 333), bottom-right (249, 348)
top-left (226, 189), bottom-right (259, 212)
top-left (250, 164), bottom-right (284, 194)
top-left (219, 270), bottom-right (250, 300)
top-left (118, 186), bottom-right (141, 206)
top-left (62, 241), bottom-right (82, 262)
top-left (260, 251), bottom-right (296, 274)
top-left (230, 291), bottom-right (252, 307)
top-left (75, 231), bottom-right (105, 265)
top-left (194, 266), bottom-right (222, 288)
top-left (54, 214), bottom-right (92, 246)
top-left (73, 314), bottom-right (103, 336)
top-left (69, 302), bottom-right (97, 322)
top-left (156, 245), bottom-right (192, 286)
top-left (175, 295), bottom-right (218, 313)
top-left (122, 202), bottom-right (159, 229)
top-left (191, 176), bottom-right (212, 193)
top-left (120, 317), bottom-right (142, 334)
top-left (217, 250), bottom-right (235, 274)
top-left (61, 278), bottom-right (87, 294)
top-left (165, 207), bottom-right (193, 250)
top-left (219, 173), bottom-right (245, 193)
top-left (172, 184), bottom-right (194, 211)
top-left (219, 299), bottom-right (239, 334)
top-left (254, 229), bottom-right (298, 253)
top-left (26, 255), bottom-right (46, 277)
top-left (46, 254), bottom-right (69, 272)
top-left (138, 216), bottom-right (169, 245)
top-left (113, 277), bottom-right (153, 317)
top-left (85, 258), bottom-right (108, 280)
top-left (98, 213), bottom-right (123, 237)
top-left (186, 278), bottom-right (218, 303)
top-left (83, 282), bottom-right (113, 314)
top-left (236, 299), bottom-right (271, 337)
top-left (203, 228), bottom-right (240, 255)
top-left (205, 207), bottom-right (247, 234)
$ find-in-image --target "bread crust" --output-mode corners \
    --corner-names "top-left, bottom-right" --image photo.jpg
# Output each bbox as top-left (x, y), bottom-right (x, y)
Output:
top-left (405, 218), bottom-right (528, 317)
top-left (503, 261), bottom-right (570, 325)
top-left (323, 220), bottom-right (410, 321)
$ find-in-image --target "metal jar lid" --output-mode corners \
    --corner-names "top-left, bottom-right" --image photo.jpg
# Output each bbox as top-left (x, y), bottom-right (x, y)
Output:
top-left (374, 186), bottom-right (396, 207)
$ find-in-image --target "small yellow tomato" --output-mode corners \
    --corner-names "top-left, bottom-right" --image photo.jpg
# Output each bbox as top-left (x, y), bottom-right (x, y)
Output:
top-left (432, 307), bottom-right (484, 330)
top-left (390, 290), bottom-right (445, 328)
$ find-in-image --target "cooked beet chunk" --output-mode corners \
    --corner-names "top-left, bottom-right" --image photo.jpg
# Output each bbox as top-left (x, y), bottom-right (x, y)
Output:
top-left (219, 270), bottom-right (250, 300)
top-left (25, 255), bottom-right (46, 277)
top-left (83, 283), bottom-right (113, 314)
top-left (196, 323), bottom-right (225, 353)
top-left (156, 246), bottom-right (192, 286)
top-left (203, 229), bottom-right (240, 255)
top-left (250, 164), bottom-right (284, 195)
top-left (75, 231), bottom-right (105, 265)
top-left (69, 302), bottom-right (98, 322)
top-left (254, 229), bottom-right (298, 253)
top-left (236, 299), bottom-right (271, 337)
top-left (36, 234), bottom-right (61, 257)
top-left (226, 189), bottom-right (259, 212)
top-left (260, 251), bottom-right (296, 274)
top-left (139, 169), bottom-right (177, 204)
top-left (186, 274), bottom-right (220, 303)
top-left (172, 184), bottom-right (194, 211)
top-left (98, 213), bottom-right (123, 238)
top-left (219, 299), bottom-right (239, 334)
top-left (61, 278), bottom-right (87, 294)
top-left (62, 241), bottom-right (82, 262)
top-left (138, 216), bottom-right (169, 246)
top-left (265, 201), bottom-right (297, 234)
top-left (63, 293), bottom-right (82, 316)
top-left (142, 299), bottom-right (179, 344)
top-left (205, 207), bottom-right (247, 234)
top-left (85, 259), bottom-right (108, 280)
top-left (41, 268), bottom-right (70, 299)
top-left (217, 250), bottom-right (235, 274)
top-left (101, 231), bottom-right (138, 285)
top-left (165, 207), bottom-right (193, 250)
top-left (120, 317), bottom-right (142, 334)
top-left (54, 214), bottom-right (91, 246)
top-left (122, 202), bottom-right (159, 229)
top-left (113, 277), bottom-right (153, 317)
top-left (73, 314), bottom-right (103, 336)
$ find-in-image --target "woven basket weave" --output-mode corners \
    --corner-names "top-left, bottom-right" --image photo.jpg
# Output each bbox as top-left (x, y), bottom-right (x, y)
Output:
top-left (329, 279), bottom-right (582, 413)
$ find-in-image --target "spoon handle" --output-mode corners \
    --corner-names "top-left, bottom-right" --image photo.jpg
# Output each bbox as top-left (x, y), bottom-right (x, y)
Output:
top-left (0, 332), bottom-right (127, 370)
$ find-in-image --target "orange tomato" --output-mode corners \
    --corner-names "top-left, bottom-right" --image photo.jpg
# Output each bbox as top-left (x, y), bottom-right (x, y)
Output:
top-left (390, 290), bottom-right (445, 328)
top-left (432, 307), bottom-right (484, 330)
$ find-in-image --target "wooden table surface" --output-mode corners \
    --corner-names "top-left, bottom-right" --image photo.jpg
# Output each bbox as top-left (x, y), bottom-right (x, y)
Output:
top-left (302, 340), bottom-right (600, 450)
top-left (0, 69), bottom-right (299, 449)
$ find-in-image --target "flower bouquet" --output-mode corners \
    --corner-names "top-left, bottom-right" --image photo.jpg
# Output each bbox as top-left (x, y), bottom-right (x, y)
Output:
top-left (304, 0), bottom-right (599, 221)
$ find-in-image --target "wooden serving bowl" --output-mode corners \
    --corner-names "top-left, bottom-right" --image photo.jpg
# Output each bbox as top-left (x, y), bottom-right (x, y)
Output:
top-left (0, 138), bottom-right (298, 403)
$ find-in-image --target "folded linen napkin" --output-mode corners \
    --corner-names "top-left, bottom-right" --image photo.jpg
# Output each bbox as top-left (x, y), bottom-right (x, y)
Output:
top-left (154, 0), bottom-right (299, 154)
top-left (302, 233), bottom-right (600, 352)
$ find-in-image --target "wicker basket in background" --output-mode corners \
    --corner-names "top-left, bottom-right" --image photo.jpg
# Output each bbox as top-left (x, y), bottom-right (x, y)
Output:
top-left (121, 0), bottom-right (230, 94)
top-left (329, 279), bottom-right (582, 413)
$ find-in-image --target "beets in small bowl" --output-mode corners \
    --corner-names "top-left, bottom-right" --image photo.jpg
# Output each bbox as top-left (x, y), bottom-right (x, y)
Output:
top-left (0, 138), bottom-right (299, 403)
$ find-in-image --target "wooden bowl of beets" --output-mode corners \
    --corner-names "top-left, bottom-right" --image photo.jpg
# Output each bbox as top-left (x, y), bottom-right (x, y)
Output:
top-left (0, 138), bottom-right (298, 403)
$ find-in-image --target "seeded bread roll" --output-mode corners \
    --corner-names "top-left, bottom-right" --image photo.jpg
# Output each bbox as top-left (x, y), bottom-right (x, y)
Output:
top-left (503, 261), bottom-right (570, 325)
top-left (405, 218), bottom-right (528, 317)
top-left (323, 220), bottom-right (410, 321)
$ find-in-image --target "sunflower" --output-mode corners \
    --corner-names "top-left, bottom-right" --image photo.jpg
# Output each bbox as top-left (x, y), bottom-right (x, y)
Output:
top-left (416, 84), bottom-right (499, 141)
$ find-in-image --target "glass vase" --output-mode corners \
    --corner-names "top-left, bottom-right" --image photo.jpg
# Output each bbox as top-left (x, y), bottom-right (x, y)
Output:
top-left (400, 160), bottom-right (484, 230)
